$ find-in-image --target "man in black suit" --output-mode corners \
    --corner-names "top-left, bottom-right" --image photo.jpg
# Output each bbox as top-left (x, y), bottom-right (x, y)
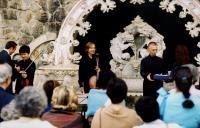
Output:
top-left (0, 63), bottom-right (15, 122)
top-left (140, 42), bottom-right (166, 99)
top-left (0, 41), bottom-right (17, 94)
top-left (0, 41), bottom-right (17, 65)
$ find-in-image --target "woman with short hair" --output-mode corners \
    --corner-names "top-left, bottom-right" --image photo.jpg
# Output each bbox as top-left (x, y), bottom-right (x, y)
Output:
top-left (41, 80), bottom-right (60, 116)
top-left (42, 85), bottom-right (83, 128)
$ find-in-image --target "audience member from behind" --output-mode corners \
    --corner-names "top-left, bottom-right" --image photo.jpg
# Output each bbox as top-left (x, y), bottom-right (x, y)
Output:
top-left (157, 67), bottom-right (200, 128)
top-left (175, 45), bottom-right (190, 65)
top-left (0, 63), bottom-right (14, 122)
top-left (41, 80), bottom-right (60, 116)
top-left (170, 45), bottom-right (190, 78)
top-left (86, 70), bottom-right (116, 117)
top-left (42, 85), bottom-right (83, 128)
top-left (91, 78), bottom-right (142, 128)
top-left (1, 100), bottom-right (19, 121)
top-left (0, 86), bottom-right (56, 128)
top-left (134, 96), bottom-right (181, 128)
top-left (181, 64), bottom-right (200, 96)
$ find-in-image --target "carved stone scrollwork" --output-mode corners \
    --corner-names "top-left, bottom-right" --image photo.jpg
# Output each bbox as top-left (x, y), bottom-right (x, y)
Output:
top-left (110, 16), bottom-right (166, 79)
top-left (53, 37), bottom-right (82, 65)
top-left (98, 0), bottom-right (116, 13)
top-left (75, 21), bottom-right (91, 36)
top-left (129, 0), bottom-right (145, 5)
top-left (195, 42), bottom-right (200, 65)
top-left (120, 0), bottom-right (154, 4)
top-left (158, 0), bottom-right (200, 65)
top-left (185, 21), bottom-right (200, 38)
top-left (159, 0), bottom-right (200, 38)
top-left (34, 65), bottom-right (79, 89)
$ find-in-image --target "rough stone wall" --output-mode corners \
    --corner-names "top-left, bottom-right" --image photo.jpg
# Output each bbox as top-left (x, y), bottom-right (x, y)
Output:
top-left (0, 0), bottom-right (79, 50)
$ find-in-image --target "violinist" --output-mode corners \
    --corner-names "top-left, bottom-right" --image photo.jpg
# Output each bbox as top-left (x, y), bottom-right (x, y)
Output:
top-left (15, 45), bottom-right (36, 94)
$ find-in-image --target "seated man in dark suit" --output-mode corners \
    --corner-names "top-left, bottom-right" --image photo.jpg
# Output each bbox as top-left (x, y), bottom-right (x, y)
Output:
top-left (0, 63), bottom-right (15, 122)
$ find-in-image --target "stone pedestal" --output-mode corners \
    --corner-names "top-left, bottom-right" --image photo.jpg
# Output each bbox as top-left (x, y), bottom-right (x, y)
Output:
top-left (34, 64), bottom-right (144, 95)
top-left (33, 64), bottom-right (79, 89)
top-left (124, 78), bottom-right (143, 92)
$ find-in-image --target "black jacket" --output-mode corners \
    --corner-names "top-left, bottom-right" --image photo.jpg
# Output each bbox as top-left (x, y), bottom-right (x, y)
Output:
top-left (0, 50), bottom-right (12, 66)
top-left (140, 55), bottom-right (166, 99)
top-left (78, 54), bottom-right (97, 93)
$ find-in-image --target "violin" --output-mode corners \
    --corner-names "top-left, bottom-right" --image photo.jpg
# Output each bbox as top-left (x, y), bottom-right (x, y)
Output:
top-left (19, 70), bottom-right (29, 87)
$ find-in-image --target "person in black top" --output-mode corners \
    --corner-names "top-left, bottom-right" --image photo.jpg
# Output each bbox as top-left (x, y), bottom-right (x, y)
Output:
top-left (15, 45), bottom-right (36, 94)
top-left (140, 42), bottom-right (166, 99)
top-left (78, 42), bottom-right (100, 93)
top-left (0, 41), bottom-right (17, 66)
top-left (0, 41), bottom-right (17, 94)
top-left (170, 45), bottom-right (190, 79)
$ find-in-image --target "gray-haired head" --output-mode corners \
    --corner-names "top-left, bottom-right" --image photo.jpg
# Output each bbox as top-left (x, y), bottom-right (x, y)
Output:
top-left (1, 100), bottom-right (20, 121)
top-left (0, 63), bottom-right (12, 85)
top-left (15, 86), bottom-right (47, 118)
top-left (182, 64), bottom-right (199, 84)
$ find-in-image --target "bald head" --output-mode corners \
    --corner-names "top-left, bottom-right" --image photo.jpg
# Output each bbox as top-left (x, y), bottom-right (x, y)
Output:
top-left (147, 42), bottom-right (158, 57)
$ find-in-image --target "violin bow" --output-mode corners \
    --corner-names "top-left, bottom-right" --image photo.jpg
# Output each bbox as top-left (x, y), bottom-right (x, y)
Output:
top-left (24, 50), bottom-right (46, 72)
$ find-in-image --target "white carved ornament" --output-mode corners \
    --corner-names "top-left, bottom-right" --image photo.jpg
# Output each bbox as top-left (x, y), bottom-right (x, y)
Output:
top-left (53, 37), bottom-right (82, 65)
top-left (159, 0), bottom-right (200, 38)
top-left (98, 0), bottom-right (116, 13)
top-left (110, 16), bottom-right (166, 77)
top-left (54, 0), bottom-right (157, 66)
top-left (159, 0), bottom-right (200, 66)
top-left (55, 0), bottom-right (200, 66)
top-left (195, 42), bottom-right (200, 65)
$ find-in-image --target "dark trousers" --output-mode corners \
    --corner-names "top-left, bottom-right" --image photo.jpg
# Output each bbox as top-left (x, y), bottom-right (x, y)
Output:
top-left (83, 82), bottom-right (90, 94)
top-left (143, 84), bottom-right (162, 100)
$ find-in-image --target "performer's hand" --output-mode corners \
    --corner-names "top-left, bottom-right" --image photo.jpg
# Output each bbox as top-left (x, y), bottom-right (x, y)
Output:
top-left (147, 73), bottom-right (154, 81)
top-left (96, 67), bottom-right (100, 73)
top-left (15, 65), bottom-right (20, 72)
top-left (20, 71), bottom-right (27, 78)
top-left (89, 75), bottom-right (97, 89)
top-left (21, 73), bottom-right (27, 78)
top-left (80, 87), bottom-right (85, 94)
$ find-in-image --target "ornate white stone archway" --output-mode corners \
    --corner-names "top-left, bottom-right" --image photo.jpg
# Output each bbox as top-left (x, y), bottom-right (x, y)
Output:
top-left (34, 0), bottom-right (200, 93)
top-left (54, 0), bottom-right (200, 66)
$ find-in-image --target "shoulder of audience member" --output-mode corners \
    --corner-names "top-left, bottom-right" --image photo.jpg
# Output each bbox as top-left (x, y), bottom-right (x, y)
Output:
top-left (168, 123), bottom-right (183, 128)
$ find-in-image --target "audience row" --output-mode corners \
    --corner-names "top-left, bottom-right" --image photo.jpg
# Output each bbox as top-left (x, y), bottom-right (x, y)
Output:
top-left (0, 61), bottom-right (200, 128)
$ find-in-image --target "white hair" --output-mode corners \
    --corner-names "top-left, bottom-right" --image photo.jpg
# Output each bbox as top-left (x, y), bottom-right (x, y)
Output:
top-left (1, 100), bottom-right (20, 121)
top-left (0, 63), bottom-right (12, 84)
top-left (182, 64), bottom-right (199, 83)
top-left (15, 86), bottom-right (47, 117)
